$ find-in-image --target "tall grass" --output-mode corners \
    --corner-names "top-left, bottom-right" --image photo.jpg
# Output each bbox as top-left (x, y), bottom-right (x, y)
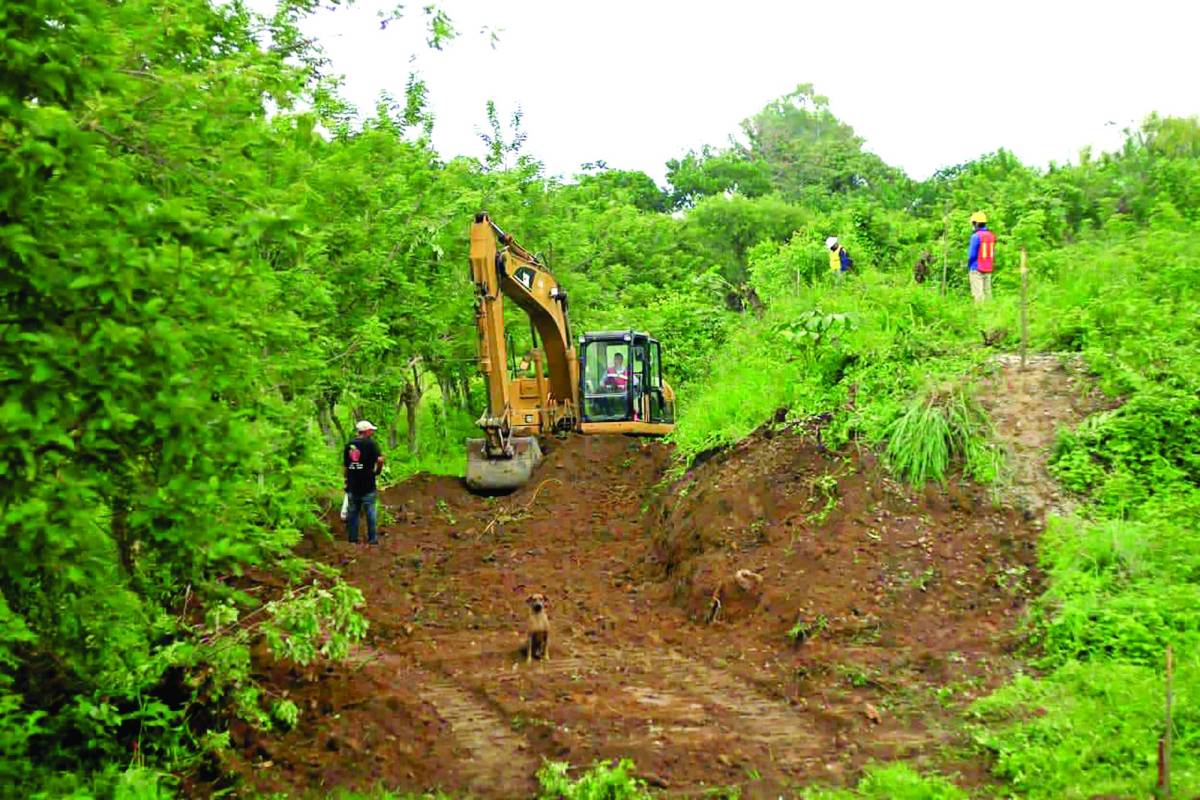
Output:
top-left (667, 320), bottom-right (833, 460)
top-left (669, 269), bottom-right (1002, 468)
top-left (881, 383), bottom-right (1003, 486)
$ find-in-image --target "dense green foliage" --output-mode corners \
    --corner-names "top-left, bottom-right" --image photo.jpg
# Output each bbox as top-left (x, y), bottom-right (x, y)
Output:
top-left (966, 228), bottom-right (1200, 797)
top-left (2, 0), bottom-right (374, 794)
top-left (3, 0), bottom-right (1199, 796)
top-left (801, 763), bottom-right (967, 800)
top-left (536, 759), bottom-right (651, 800)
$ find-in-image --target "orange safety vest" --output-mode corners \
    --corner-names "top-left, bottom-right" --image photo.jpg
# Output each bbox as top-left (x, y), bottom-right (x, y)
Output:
top-left (977, 229), bottom-right (996, 273)
top-left (606, 365), bottom-right (629, 390)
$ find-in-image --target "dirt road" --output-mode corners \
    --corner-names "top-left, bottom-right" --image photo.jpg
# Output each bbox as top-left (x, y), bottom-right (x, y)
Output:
top-left (223, 406), bottom-right (1063, 798)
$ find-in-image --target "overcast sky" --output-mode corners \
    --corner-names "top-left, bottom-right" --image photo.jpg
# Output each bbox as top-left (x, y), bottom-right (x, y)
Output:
top-left (300, 0), bottom-right (1199, 184)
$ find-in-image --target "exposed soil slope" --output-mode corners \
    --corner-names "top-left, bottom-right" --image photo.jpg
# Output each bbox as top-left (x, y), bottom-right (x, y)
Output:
top-left (224, 420), bottom-right (1048, 798)
top-left (977, 353), bottom-right (1112, 524)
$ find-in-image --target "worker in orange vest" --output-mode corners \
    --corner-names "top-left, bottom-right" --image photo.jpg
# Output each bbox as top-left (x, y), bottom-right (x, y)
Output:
top-left (967, 211), bottom-right (996, 302)
top-left (604, 352), bottom-right (630, 391)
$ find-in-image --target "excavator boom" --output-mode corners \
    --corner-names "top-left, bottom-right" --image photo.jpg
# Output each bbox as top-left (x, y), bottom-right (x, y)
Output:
top-left (465, 214), bottom-right (674, 492)
top-left (466, 214), bottom-right (578, 490)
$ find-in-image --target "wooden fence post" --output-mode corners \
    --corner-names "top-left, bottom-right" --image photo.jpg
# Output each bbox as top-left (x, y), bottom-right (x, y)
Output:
top-left (940, 215), bottom-right (949, 296)
top-left (1019, 248), bottom-right (1029, 370)
top-left (1159, 644), bottom-right (1173, 796)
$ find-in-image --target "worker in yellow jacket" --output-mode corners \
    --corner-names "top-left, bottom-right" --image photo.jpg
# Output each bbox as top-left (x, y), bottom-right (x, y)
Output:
top-left (826, 236), bottom-right (853, 281)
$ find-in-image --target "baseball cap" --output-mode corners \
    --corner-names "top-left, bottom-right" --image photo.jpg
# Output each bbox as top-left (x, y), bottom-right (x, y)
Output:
top-left (825, 236), bottom-right (839, 248)
top-left (355, 420), bottom-right (377, 433)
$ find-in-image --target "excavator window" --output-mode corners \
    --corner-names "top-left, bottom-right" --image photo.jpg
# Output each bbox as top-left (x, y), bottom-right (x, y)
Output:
top-left (581, 339), bottom-right (635, 422)
top-left (647, 340), bottom-right (672, 423)
top-left (512, 266), bottom-right (536, 291)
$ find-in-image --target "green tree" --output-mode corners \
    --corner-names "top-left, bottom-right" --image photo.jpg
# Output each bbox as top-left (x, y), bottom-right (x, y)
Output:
top-left (741, 83), bottom-right (909, 206)
top-left (0, 0), bottom-right (366, 790)
top-left (665, 146), bottom-right (773, 209)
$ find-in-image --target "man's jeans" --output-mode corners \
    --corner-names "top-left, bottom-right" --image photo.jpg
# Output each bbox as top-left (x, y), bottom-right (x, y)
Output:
top-left (346, 491), bottom-right (378, 544)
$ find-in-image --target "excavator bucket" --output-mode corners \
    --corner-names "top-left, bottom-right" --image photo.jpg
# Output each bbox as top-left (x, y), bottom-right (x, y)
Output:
top-left (465, 436), bottom-right (543, 492)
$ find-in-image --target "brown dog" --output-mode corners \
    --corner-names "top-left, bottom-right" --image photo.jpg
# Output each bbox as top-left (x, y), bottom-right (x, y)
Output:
top-left (525, 593), bottom-right (550, 663)
top-left (707, 569), bottom-right (765, 624)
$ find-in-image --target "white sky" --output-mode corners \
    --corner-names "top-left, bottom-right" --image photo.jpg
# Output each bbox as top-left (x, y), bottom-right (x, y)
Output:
top-left (301, 0), bottom-right (1199, 184)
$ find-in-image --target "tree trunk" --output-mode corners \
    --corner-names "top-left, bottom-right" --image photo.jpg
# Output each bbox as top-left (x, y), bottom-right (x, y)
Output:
top-left (431, 398), bottom-right (446, 441)
top-left (111, 482), bottom-right (135, 579)
top-left (405, 392), bottom-right (418, 455)
top-left (329, 395), bottom-right (347, 443)
top-left (401, 363), bottom-right (422, 456)
top-left (348, 403), bottom-right (365, 442)
top-left (459, 373), bottom-right (472, 411)
top-left (315, 398), bottom-right (339, 448)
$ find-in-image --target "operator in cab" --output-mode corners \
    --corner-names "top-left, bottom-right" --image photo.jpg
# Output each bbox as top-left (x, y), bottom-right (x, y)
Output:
top-left (604, 351), bottom-right (630, 391)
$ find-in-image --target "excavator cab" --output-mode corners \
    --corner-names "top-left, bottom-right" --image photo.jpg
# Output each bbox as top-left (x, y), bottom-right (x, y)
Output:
top-left (578, 331), bottom-right (675, 434)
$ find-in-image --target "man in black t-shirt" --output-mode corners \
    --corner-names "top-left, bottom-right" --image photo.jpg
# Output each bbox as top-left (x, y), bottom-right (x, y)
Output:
top-left (343, 420), bottom-right (385, 544)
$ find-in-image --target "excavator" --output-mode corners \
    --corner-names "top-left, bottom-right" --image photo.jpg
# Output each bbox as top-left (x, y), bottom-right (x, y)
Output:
top-left (466, 213), bottom-right (675, 491)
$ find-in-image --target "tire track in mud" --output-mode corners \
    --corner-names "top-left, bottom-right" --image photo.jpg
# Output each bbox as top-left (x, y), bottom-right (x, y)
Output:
top-left (355, 646), bottom-right (537, 795)
top-left (529, 644), bottom-right (822, 769)
top-left (657, 651), bottom-right (823, 768)
top-left (419, 673), bottom-right (538, 794)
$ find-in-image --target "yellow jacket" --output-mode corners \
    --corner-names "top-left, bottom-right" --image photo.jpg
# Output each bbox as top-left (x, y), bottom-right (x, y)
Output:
top-left (829, 246), bottom-right (849, 273)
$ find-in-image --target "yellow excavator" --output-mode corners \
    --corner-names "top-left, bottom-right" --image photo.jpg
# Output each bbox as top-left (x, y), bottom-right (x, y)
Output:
top-left (466, 213), bottom-right (676, 491)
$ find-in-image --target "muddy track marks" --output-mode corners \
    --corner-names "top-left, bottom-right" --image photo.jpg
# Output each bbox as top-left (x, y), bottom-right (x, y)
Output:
top-left (346, 647), bottom-right (538, 793)
top-left (656, 651), bottom-right (822, 769)
top-left (420, 673), bottom-right (538, 794)
top-left (526, 643), bottom-right (822, 768)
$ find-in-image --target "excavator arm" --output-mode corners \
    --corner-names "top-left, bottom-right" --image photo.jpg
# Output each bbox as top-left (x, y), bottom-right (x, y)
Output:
top-left (466, 213), bottom-right (580, 489)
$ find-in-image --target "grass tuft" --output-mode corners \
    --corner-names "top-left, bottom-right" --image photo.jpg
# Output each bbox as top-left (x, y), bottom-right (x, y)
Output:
top-left (881, 382), bottom-right (1002, 486)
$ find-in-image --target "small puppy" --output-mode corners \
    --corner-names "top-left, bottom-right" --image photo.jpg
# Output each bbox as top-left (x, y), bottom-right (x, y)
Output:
top-left (525, 593), bottom-right (550, 663)
top-left (707, 569), bottom-right (765, 624)
top-left (734, 569), bottom-right (763, 591)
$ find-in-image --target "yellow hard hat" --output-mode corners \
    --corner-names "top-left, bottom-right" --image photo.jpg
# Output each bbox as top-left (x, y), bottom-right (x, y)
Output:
top-left (970, 211), bottom-right (988, 224)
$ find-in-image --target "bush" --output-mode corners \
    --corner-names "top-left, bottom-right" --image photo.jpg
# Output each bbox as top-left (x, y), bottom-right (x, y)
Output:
top-left (972, 660), bottom-right (1199, 798)
top-left (1034, 515), bottom-right (1200, 666)
top-left (1050, 389), bottom-right (1200, 516)
top-left (537, 759), bottom-right (651, 800)
top-left (801, 762), bottom-right (967, 799)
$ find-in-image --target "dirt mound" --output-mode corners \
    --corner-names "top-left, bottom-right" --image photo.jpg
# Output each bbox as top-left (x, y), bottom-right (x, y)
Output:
top-left (650, 422), bottom-right (1038, 672)
top-left (222, 426), bottom-right (1043, 798)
